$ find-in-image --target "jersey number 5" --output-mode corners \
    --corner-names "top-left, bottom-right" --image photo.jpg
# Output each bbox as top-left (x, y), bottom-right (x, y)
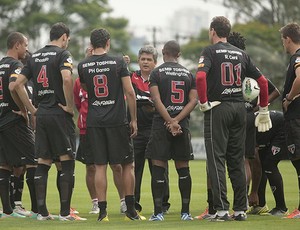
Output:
top-left (37, 65), bottom-right (49, 87)
top-left (93, 75), bottom-right (109, 98)
top-left (171, 80), bottom-right (184, 103)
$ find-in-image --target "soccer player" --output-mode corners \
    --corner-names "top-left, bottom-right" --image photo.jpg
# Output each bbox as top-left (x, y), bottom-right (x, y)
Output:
top-left (74, 47), bottom-right (126, 214)
top-left (131, 45), bottom-right (170, 214)
top-left (254, 110), bottom-right (289, 216)
top-left (77, 28), bottom-right (143, 221)
top-left (146, 40), bottom-right (197, 221)
top-left (13, 22), bottom-right (82, 221)
top-left (196, 16), bottom-right (271, 221)
top-left (280, 22), bottom-right (300, 219)
top-left (0, 32), bottom-right (36, 218)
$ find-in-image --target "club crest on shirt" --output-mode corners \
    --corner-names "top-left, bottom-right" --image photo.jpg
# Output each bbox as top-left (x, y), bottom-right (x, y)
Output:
top-left (198, 56), bottom-right (204, 63)
top-left (271, 146), bottom-right (280, 155)
top-left (14, 67), bottom-right (22, 74)
top-left (295, 57), bottom-right (300, 63)
top-left (288, 144), bottom-right (295, 154)
top-left (67, 57), bottom-right (73, 63)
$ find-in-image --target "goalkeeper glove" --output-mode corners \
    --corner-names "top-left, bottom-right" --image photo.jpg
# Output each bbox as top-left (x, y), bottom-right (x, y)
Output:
top-left (199, 101), bottom-right (221, 112)
top-left (255, 106), bottom-right (272, 132)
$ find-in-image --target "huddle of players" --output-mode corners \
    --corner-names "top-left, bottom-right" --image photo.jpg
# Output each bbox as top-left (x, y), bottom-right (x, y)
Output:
top-left (1, 16), bottom-right (300, 222)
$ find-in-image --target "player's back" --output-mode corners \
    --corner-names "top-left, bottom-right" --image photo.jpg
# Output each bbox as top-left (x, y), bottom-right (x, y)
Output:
top-left (0, 57), bottom-right (23, 128)
top-left (78, 54), bottom-right (130, 127)
top-left (23, 45), bottom-right (73, 115)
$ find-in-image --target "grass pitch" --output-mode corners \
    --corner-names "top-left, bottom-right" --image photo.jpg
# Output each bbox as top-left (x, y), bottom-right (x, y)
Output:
top-left (1, 160), bottom-right (300, 229)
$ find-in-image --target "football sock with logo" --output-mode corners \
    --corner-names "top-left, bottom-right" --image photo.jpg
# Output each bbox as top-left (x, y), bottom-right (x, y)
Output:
top-left (177, 167), bottom-right (191, 214)
top-left (264, 165), bottom-right (287, 211)
top-left (13, 173), bottom-right (24, 205)
top-left (0, 169), bottom-right (13, 214)
top-left (291, 159), bottom-right (300, 210)
top-left (59, 160), bottom-right (75, 216)
top-left (26, 167), bottom-right (38, 213)
top-left (151, 165), bottom-right (166, 215)
top-left (9, 174), bottom-right (16, 209)
top-left (34, 164), bottom-right (50, 216)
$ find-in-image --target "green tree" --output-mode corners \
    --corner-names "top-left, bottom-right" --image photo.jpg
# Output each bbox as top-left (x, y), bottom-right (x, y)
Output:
top-left (0, 0), bottom-right (132, 60)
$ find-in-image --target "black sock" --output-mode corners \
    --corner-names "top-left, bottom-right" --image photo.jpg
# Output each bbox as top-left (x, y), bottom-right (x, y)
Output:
top-left (56, 170), bottom-right (61, 199)
top-left (207, 188), bottom-right (216, 214)
top-left (34, 164), bottom-right (50, 216)
top-left (0, 169), bottom-right (13, 214)
top-left (265, 168), bottom-right (287, 211)
top-left (14, 173), bottom-right (24, 205)
top-left (9, 174), bottom-right (15, 209)
top-left (125, 195), bottom-right (137, 217)
top-left (258, 173), bottom-right (267, 207)
top-left (59, 160), bottom-right (75, 216)
top-left (98, 201), bottom-right (107, 216)
top-left (26, 167), bottom-right (37, 213)
top-left (151, 165), bottom-right (166, 215)
top-left (291, 159), bottom-right (300, 210)
top-left (177, 167), bottom-right (191, 214)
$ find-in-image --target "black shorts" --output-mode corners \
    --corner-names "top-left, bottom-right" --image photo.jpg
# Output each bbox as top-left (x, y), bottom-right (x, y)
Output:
top-left (245, 111), bottom-right (256, 159)
top-left (86, 125), bottom-right (134, 165)
top-left (35, 114), bottom-right (76, 160)
top-left (0, 120), bottom-right (36, 167)
top-left (258, 142), bottom-right (287, 163)
top-left (285, 119), bottom-right (300, 161)
top-left (145, 127), bottom-right (193, 161)
top-left (76, 134), bottom-right (92, 164)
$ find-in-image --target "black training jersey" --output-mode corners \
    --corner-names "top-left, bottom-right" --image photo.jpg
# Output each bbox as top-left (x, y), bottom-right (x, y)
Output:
top-left (198, 42), bottom-right (262, 102)
top-left (21, 45), bottom-right (73, 115)
top-left (0, 57), bottom-right (23, 130)
top-left (149, 61), bottom-right (196, 129)
top-left (78, 54), bottom-right (130, 127)
top-left (256, 110), bottom-right (285, 147)
top-left (282, 48), bottom-right (300, 120)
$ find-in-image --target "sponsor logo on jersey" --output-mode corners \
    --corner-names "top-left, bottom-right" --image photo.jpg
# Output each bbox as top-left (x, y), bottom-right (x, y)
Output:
top-left (198, 56), bottom-right (204, 63)
top-left (0, 102), bottom-right (9, 107)
top-left (92, 100), bottom-right (115, 106)
top-left (271, 146), bottom-right (281, 155)
top-left (14, 67), bottom-right (22, 74)
top-left (295, 57), bottom-right (300, 63)
top-left (67, 57), bottom-right (73, 63)
top-left (288, 144), bottom-right (295, 154)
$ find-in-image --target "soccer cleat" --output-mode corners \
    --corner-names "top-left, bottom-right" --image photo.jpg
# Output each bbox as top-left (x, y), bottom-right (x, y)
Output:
top-left (124, 211), bottom-right (146, 221)
top-left (194, 207), bottom-right (216, 220)
top-left (1, 212), bottom-right (26, 218)
top-left (37, 214), bottom-right (55, 220)
top-left (232, 213), bottom-right (247, 221)
top-left (135, 202), bottom-right (142, 213)
top-left (70, 207), bottom-right (79, 214)
top-left (261, 208), bottom-right (289, 216)
top-left (283, 208), bottom-right (300, 219)
top-left (97, 212), bottom-right (109, 222)
top-left (13, 205), bottom-right (31, 217)
top-left (28, 211), bottom-right (38, 219)
top-left (59, 213), bottom-right (86, 221)
top-left (120, 199), bottom-right (127, 214)
top-left (89, 203), bottom-right (100, 214)
top-left (211, 213), bottom-right (232, 221)
top-left (247, 205), bottom-right (269, 215)
top-left (181, 213), bottom-right (193, 220)
top-left (70, 213), bottom-right (87, 220)
top-left (149, 213), bottom-right (164, 221)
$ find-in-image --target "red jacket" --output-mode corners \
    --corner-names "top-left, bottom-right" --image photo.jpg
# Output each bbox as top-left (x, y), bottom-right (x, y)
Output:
top-left (74, 78), bottom-right (88, 135)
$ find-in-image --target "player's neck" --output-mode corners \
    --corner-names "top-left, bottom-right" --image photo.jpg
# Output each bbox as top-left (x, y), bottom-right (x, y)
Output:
top-left (93, 47), bottom-right (107, 55)
top-left (6, 50), bottom-right (19, 60)
top-left (140, 71), bottom-right (150, 81)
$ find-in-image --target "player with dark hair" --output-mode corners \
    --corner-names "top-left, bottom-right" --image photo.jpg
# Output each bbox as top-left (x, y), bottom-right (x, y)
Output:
top-left (78, 28), bottom-right (143, 221)
top-left (12, 22), bottom-right (84, 221)
top-left (146, 40), bottom-right (197, 221)
top-left (0, 32), bottom-right (37, 218)
top-left (196, 16), bottom-right (271, 221)
top-left (280, 22), bottom-right (300, 219)
top-left (131, 45), bottom-right (171, 214)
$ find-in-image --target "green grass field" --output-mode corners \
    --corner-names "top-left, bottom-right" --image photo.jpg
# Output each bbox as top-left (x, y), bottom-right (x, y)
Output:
top-left (1, 160), bottom-right (300, 229)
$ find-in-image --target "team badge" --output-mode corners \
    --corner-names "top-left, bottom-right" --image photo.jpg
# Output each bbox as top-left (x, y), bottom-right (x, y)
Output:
top-left (295, 57), bottom-right (300, 63)
top-left (198, 56), bottom-right (204, 63)
top-left (14, 67), bottom-right (22, 74)
top-left (288, 144), bottom-right (295, 154)
top-left (67, 57), bottom-right (73, 63)
top-left (271, 146), bottom-right (280, 155)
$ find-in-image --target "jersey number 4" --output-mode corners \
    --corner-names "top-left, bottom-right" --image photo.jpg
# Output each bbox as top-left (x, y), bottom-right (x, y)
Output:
top-left (37, 65), bottom-right (49, 87)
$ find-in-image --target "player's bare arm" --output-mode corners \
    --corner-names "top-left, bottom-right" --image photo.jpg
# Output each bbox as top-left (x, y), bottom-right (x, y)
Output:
top-left (283, 68), bottom-right (300, 112)
top-left (59, 69), bottom-right (74, 116)
top-left (13, 74), bottom-right (37, 115)
top-left (150, 85), bottom-right (182, 136)
top-left (122, 76), bottom-right (138, 138)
